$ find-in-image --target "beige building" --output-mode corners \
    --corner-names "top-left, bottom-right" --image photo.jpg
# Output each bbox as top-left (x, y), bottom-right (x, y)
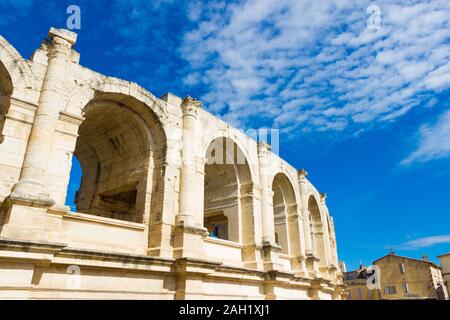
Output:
top-left (0, 28), bottom-right (345, 299)
top-left (438, 252), bottom-right (450, 296)
top-left (374, 253), bottom-right (448, 300)
top-left (343, 266), bottom-right (380, 300)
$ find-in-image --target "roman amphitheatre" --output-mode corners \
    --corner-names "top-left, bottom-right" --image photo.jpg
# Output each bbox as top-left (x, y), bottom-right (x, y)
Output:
top-left (0, 28), bottom-right (344, 299)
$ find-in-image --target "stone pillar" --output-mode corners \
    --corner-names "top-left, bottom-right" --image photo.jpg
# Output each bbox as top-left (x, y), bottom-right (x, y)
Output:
top-left (329, 216), bottom-right (339, 265)
top-left (0, 28), bottom-right (77, 241)
top-left (320, 192), bottom-right (331, 267)
top-left (298, 169), bottom-right (319, 277)
top-left (286, 203), bottom-right (308, 276)
top-left (258, 141), bottom-right (281, 270)
top-left (240, 182), bottom-right (263, 269)
top-left (320, 192), bottom-right (337, 279)
top-left (10, 28), bottom-right (77, 207)
top-left (173, 96), bottom-right (208, 259)
top-left (298, 169), bottom-right (313, 253)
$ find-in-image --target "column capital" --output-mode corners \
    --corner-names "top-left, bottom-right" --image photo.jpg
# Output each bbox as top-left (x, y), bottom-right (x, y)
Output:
top-left (320, 192), bottom-right (327, 204)
top-left (297, 168), bottom-right (308, 180)
top-left (47, 28), bottom-right (77, 59)
top-left (257, 140), bottom-right (271, 156)
top-left (181, 96), bottom-right (202, 118)
top-left (48, 27), bottom-right (77, 45)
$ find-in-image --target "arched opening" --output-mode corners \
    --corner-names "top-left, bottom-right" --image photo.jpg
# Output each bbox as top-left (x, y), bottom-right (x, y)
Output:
top-left (204, 212), bottom-right (228, 239)
top-left (0, 61), bottom-right (12, 141)
top-left (308, 195), bottom-right (327, 265)
top-left (203, 137), bottom-right (253, 243)
top-left (272, 173), bottom-right (297, 255)
top-left (64, 93), bottom-right (166, 224)
top-left (65, 154), bottom-right (82, 212)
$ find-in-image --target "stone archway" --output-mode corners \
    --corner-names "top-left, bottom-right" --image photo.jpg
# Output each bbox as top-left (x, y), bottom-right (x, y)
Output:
top-left (0, 61), bottom-right (12, 141)
top-left (63, 77), bottom-right (167, 122)
top-left (308, 195), bottom-right (327, 266)
top-left (0, 36), bottom-right (36, 203)
top-left (64, 92), bottom-right (167, 224)
top-left (0, 61), bottom-right (12, 96)
top-left (0, 35), bottom-right (36, 102)
top-left (0, 35), bottom-right (36, 142)
top-left (203, 137), bottom-right (254, 245)
top-left (271, 172), bottom-right (297, 255)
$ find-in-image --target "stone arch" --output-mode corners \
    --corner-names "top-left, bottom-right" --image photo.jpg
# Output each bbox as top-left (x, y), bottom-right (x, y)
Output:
top-left (308, 194), bottom-right (327, 266)
top-left (198, 130), bottom-right (257, 183)
top-left (0, 35), bottom-right (36, 100)
top-left (271, 172), bottom-right (298, 255)
top-left (0, 59), bottom-right (12, 97)
top-left (64, 88), bottom-right (167, 224)
top-left (0, 59), bottom-right (12, 140)
top-left (203, 136), bottom-right (255, 246)
top-left (63, 76), bottom-right (167, 123)
top-left (0, 36), bottom-right (36, 139)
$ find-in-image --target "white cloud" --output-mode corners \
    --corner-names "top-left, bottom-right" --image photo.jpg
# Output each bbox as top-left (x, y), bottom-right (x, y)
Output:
top-left (402, 109), bottom-right (450, 165)
top-left (180, 0), bottom-right (450, 131)
top-left (391, 234), bottom-right (450, 251)
top-left (425, 62), bottom-right (450, 91)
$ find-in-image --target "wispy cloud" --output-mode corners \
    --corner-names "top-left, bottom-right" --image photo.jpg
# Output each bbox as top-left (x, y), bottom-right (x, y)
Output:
top-left (390, 234), bottom-right (450, 251)
top-left (180, 0), bottom-right (450, 132)
top-left (402, 109), bottom-right (450, 165)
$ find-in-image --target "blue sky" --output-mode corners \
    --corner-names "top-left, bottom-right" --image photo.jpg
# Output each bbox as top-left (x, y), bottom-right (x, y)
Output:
top-left (1, 0), bottom-right (449, 270)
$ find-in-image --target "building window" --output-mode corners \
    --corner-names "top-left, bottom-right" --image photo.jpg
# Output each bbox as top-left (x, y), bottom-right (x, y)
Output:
top-left (399, 263), bottom-right (405, 274)
top-left (384, 286), bottom-right (397, 294)
top-left (344, 272), bottom-right (358, 281)
top-left (402, 282), bottom-right (410, 294)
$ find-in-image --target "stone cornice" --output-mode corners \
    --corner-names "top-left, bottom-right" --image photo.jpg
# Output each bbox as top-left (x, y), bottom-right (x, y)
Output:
top-left (0, 237), bottom-right (66, 253)
top-left (58, 111), bottom-right (85, 125)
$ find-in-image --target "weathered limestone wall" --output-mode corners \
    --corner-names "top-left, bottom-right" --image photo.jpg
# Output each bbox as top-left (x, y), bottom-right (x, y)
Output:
top-left (438, 253), bottom-right (450, 297)
top-left (375, 254), bottom-right (448, 300)
top-left (0, 28), bottom-right (344, 299)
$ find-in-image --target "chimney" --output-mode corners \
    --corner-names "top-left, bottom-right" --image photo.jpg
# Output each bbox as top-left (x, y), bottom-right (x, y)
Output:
top-left (422, 255), bottom-right (429, 262)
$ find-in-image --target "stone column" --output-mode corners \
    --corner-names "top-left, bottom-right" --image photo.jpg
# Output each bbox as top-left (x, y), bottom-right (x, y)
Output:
top-left (320, 192), bottom-right (337, 279)
top-left (298, 169), bottom-right (313, 253)
top-left (298, 169), bottom-right (319, 277)
top-left (286, 203), bottom-right (308, 276)
top-left (320, 192), bottom-right (331, 266)
top-left (173, 96), bottom-right (208, 259)
top-left (147, 140), bottom-right (181, 258)
top-left (258, 141), bottom-right (281, 270)
top-left (0, 28), bottom-right (77, 241)
top-left (240, 182), bottom-right (263, 269)
top-left (11, 28), bottom-right (77, 207)
top-left (329, 216), bottom-right (339, 266)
